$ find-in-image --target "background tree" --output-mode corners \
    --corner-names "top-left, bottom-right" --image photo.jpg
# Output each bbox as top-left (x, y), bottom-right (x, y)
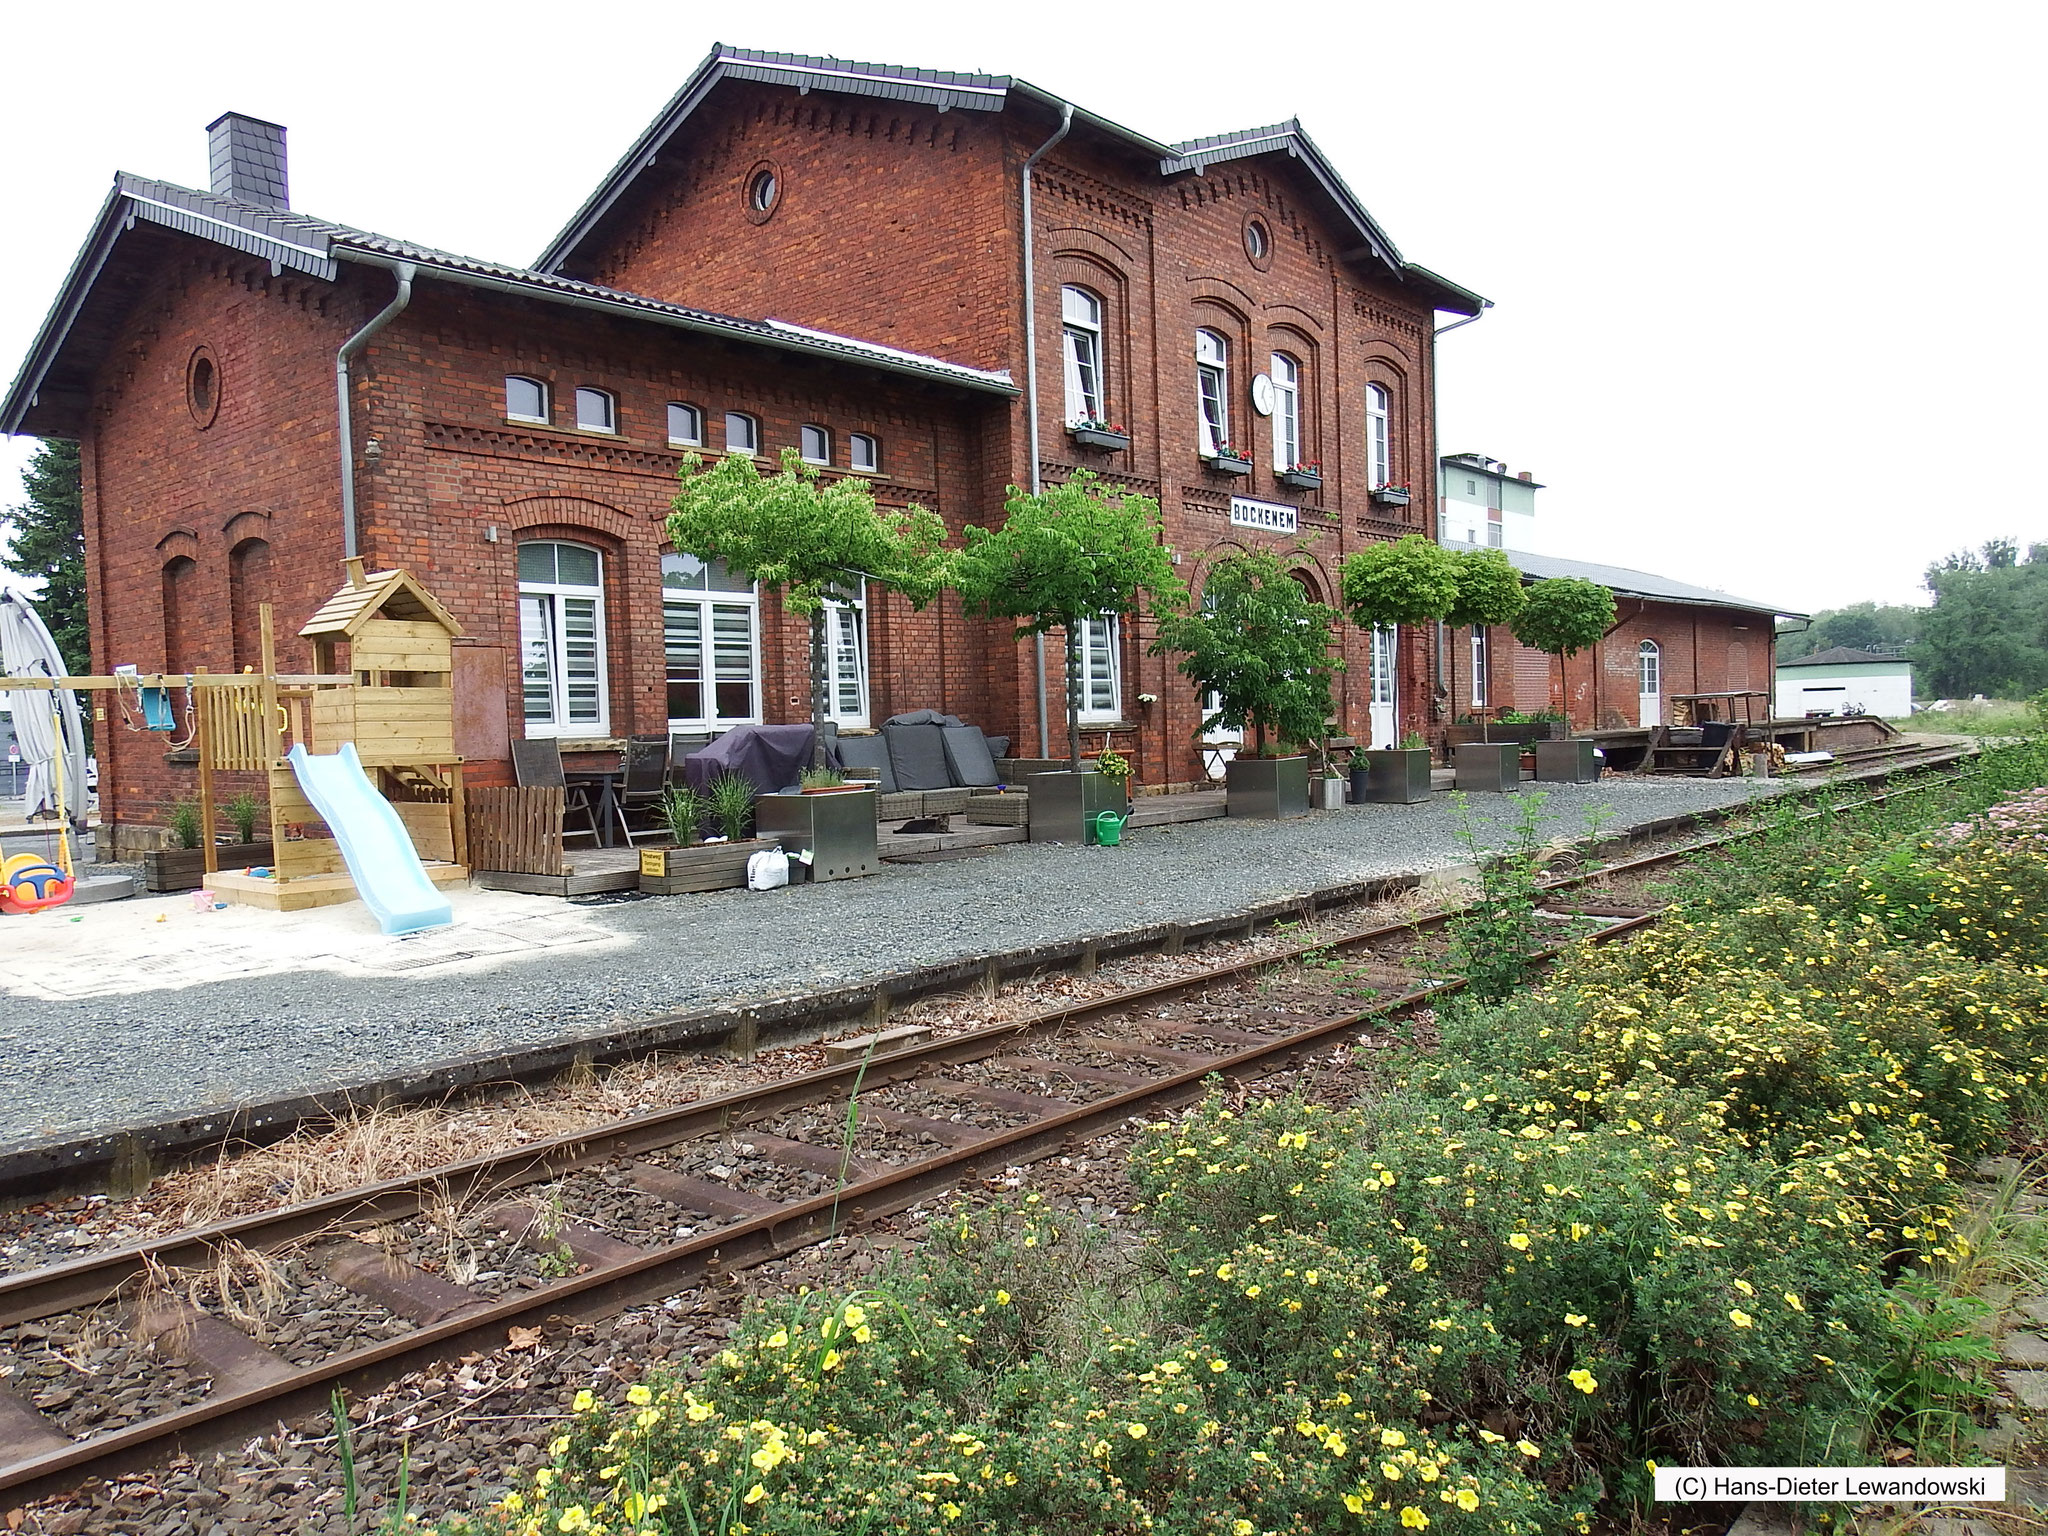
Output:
top-left (1776, 601), bottom-right (1922, 661)
top-left (1914, 540), bottom-right (2048, 697)
top-left (1444, 546), bottom-right (1526, 630)
top-left (953, 471), bottom-right (1182, 771)
top-left (1151, 549), bottom-right (1341, 760)
top-left (1, 440), bottom-right (87, 671)
top-left (1508, 576), bottom-right (1616, 730)
top-left (1338, 533), bottom-right (1459, 632)
top-left (669, 448), bottom-right (948, 770)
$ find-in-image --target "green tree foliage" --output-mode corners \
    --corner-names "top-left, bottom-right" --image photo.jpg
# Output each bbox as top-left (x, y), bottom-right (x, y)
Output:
top-left (1150, 549), bottom-right (1341, 759)
top-left (1510, 577), bottom-right (1617, 731)
top-left (1337, 533), bottom-right (1459, 630)
top-left (1443, 547), bottom-right (1526, 630)
top-left (953, 472), bottom-right (1183, 770)
top-left (1, 440), bottom-right (87, 671)
top-left (1913, 541), bottom-right (2048, 698)
top-left (1776, 601), bottom-right (1922, 662)
top-left (669, 448), bottom-right (948, 766)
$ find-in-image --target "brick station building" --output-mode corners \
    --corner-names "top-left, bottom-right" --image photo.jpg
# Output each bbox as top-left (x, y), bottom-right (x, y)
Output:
top-left (3, 46), bottom-right (1488, 854)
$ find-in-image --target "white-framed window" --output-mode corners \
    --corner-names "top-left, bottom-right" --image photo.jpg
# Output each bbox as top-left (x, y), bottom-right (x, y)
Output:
top-left (1370, 624), bottom-right (1397, 707)
top-left (800, 424), bottom-right (831, 465)
top-left (724, 412), bottom-right (759, 455)
top-left (518, 541), bottom-right (608, 737)
top-left (1638, 639), bottom-right (1661, 696)
top-left (662, 552), bottom-right (760, 729)
top-left (1196, 330), bottom-right (1229, 456)
top-left (1271, 351), bottom-right (1301, 471)
top-left (824, 583), bottom-right (870, 728)
top-left (849, 433), bottom-right (879, 473)
top-left (1365, 383), bottom-right (1391, 488)
top-left (574, 388), bottom-right (616, 433)
top-left (1062, 285), bottom-right (1104, 425)
top-left (1077, 614), bottom-right (1122, 722)
top-left (1471, 627), bottom-right (1490, 709)
top-left (1486, 509), bottom-right (1503, 548)
top-left (505, 375), bottom-right (548, 424)
top-left (667, 402), bottom-right (704, 446)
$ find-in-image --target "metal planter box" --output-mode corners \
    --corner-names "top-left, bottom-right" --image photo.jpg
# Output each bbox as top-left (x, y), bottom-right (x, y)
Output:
top-left (1371, 487), bottom-right (1411, 507)
top-left (753, 788), bottom-right (878, 881)
top-left (1453, 742), bottom-right (1521, 793)
top-left (1534, 738), bottom-right (1601, 784)
top-left (1226, 755), bottom-right (1311, 819)
top-left (1028, 771), bottom-right (1126, 843)
top-left (1314, 775), bottom-right (1348, 810)
top-left (1278, 468), bottom-right (1323, 491)
top-left (1210, 454), bottom-right (1254, 477)
top-left (1361, 748), bottom-right (1432, 804)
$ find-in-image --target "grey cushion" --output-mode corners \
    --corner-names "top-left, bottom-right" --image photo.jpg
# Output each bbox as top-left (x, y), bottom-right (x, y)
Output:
top-left (835, 733), bottom-right (897, 794)
top-left (985, 735), bottom-right (1010, 759)
top-left (884, 722), bottom-right (954, 791)
top-left (884, 709), bottom-right (966, 729)
top-left (940, 726), bottom-right (999, 787)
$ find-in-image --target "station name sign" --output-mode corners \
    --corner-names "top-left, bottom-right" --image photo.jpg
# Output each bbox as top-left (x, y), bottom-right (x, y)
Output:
top-left (1229, 497), bottom-right (1298, 534)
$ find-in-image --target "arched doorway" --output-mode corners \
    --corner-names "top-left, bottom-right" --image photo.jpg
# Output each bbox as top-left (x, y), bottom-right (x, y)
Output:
top-left (1638, 640), bottom-right (1662, 728)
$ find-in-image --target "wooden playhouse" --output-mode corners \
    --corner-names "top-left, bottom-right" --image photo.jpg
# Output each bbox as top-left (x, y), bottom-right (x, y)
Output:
top-left (208, 559), bottom-right (470, 911)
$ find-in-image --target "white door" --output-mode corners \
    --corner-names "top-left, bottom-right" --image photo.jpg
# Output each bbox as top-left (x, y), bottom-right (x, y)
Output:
top-left (1638, 640), bottom-right (1662, 729)
top-left (1369, 625), bottom-right (1398, 747)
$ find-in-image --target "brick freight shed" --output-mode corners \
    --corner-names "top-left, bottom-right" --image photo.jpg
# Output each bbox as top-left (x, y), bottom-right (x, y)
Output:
top-left (1441, 552), bottom-right (1803, 732)
top-left (3, 47), bottom-right (1488, 854)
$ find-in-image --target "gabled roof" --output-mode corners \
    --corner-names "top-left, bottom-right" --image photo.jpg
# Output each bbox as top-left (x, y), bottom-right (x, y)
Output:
top-left (1779, 646), bottom-right (1911, 669)
top-left (300, 565), bottom-right (464, 640)
top-left (1502, 549), bottom-right (1804, 620)
top-left (2, 172), bottom-right (1016, 436)
top-left (534, 44), bottom-right (1486, 315)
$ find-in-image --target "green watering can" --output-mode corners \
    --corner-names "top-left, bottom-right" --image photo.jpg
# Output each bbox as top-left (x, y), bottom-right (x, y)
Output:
top-left (1090, 809), bottom-right (1127, 847)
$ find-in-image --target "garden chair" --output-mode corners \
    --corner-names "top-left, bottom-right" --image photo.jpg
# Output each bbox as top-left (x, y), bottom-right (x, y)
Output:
top-left (615, 735), bottom-right (673, 844)
top-left (510, 737), bottom-right (601, 843)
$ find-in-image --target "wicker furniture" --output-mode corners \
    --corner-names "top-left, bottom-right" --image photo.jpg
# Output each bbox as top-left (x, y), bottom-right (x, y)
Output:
top-left (964, 792), bottom-right (1030, 827)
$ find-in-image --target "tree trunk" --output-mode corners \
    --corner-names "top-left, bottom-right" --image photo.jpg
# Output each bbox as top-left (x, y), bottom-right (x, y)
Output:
top-left (1555, 651), bottom-right (1570, 734)
top-left (1253, 719), bottom-right (1267, 758)
top-left (810, 608), bottom-right (830, 772)
top-left (1064, 625), bottom-right (1083, 772)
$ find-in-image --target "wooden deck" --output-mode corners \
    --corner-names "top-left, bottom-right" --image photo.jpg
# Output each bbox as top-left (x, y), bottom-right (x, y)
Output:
top-left (474, 846), bottom-right (644, 897)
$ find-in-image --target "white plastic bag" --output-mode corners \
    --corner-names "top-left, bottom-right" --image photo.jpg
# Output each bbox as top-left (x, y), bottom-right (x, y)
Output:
top-left (746, 847), bottom-right (790, 890)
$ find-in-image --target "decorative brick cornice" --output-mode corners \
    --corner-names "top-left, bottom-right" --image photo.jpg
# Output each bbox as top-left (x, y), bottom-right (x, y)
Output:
top-left (1039, 461), bottom-right (1162, 498)
top-left (1040, 162), bottom-right (1152, 232)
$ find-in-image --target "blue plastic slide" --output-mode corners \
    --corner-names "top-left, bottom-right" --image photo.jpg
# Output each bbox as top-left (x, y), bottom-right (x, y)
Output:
top-left (286, 742), bottom-right (453, 935)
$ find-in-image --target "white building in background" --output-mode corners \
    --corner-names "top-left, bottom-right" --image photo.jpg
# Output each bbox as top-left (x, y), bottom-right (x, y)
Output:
top-left (1437, 452), bottom-right (1539, 551)
top-left (1774, 647), bottom-right (1914, 719)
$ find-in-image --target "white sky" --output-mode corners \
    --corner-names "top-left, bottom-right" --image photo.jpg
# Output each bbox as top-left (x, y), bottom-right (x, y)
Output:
top-left (2, 0), bottom-right (2041, 614)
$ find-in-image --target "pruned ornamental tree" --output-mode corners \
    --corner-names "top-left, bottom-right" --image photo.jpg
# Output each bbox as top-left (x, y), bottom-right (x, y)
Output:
top-left (953, 471), bottom-right (1183, 771)
top-left (669, 448), bottom-right (948, 769)
top-left (1338, 533), bottom-right (1459, 631)
top-left (1510, 576), bottom-right (1617, 730)
top-left (1151, 549), bottom-right (1341, 760)
top-left (1445, 547), bottom-right (1527, 630)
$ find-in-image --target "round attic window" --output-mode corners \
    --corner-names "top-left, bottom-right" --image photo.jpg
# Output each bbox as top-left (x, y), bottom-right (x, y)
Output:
top-left (744, 163), bottom-right (781, 223)
top-left (186, 346), bottom-right (221, 428)
top-left (1243, 215), bottom-right (1273, 271)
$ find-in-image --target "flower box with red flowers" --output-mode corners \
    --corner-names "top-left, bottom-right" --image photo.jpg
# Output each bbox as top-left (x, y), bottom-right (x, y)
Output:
top-left (1068, 419), bottom-right (1131, 451)
top-left (1207, 444), bottom-right (1254, 476)
top-left (1370, 483), bottom-right (1412, 506)
top-left (1278, 461), bottom-right (1323, 490)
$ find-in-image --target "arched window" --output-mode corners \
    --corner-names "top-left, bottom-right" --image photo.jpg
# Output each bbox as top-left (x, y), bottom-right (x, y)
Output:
top-left (724, 412), bottom-right (759, 455)
top-left (505, 375), bottom-right (548, 424)
top-left (1062, 286), bottom-right (1105, 426)
top-left (800, 424), bottom-right (831, 465)
top-left (574, 388), bottom-right (616, 434)
top-left (228, 537), bottom-right (275, 673)
top-left (667, 403), bottom-right (703, 446)
top-left (1365, 383), bottom-right (1392, 489)
top-left (662, 551), bottom-right (759, 729)
top-left (518, 541), bottom-right (608, 737)
top-left (1271, 352), bottom-right (1302, 472)
top-left (849, 433), bottom-right (880, 473)
top-left (161, 556), bottom-right (198, 675)
top-left (1196, 330), bottom-right (1230, 457)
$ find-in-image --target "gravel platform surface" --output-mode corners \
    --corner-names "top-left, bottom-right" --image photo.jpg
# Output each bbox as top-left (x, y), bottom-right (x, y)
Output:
top-left (0, 777), bottom-right (1784, 1154)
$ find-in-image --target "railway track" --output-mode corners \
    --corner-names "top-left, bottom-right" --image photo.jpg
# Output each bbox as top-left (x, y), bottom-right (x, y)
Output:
top-left (0, 752), bottom-right (1980, 1506)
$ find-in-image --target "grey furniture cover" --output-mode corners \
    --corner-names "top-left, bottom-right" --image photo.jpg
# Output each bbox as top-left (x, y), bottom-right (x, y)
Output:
top-left (835, 733), bottom-right (897, 793)
top-left (682, 723), bottom-right (816, 797)
top-left (940, 725), bottom-right (1000, 787)
top-left (884, 721), bottom-right (955, 791)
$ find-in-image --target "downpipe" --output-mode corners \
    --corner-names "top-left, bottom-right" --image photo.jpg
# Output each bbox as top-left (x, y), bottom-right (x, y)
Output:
top-left (335, 258), bottom-right (417, 561)
top-left (1021, 102), bottom-right (1073, 756)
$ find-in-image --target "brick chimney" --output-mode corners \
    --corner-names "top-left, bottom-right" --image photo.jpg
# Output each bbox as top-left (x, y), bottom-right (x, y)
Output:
top-left (206, 113), bottom-right (289, 209)
top-left (1517, 471), bottom-right (1533, 481)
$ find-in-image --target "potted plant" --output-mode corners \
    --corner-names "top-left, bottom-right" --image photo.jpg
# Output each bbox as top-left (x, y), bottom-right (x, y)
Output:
top-left (670, 447), bottom-right (948, 775)
top-left (143, 794), bottom-right (275, 892)
top-left (1067, 417), bottom-right (1131, 452)
top-left (1314, 757), bottom-right (1348, 810)
top-left (1338, 531), bottom-right (1458, 751)
top-left (1357, 728), bottom-right (1433, 805)
top-left (1151, 548), bottom-right (1338, 820)
top-left (1206, 441), bottom-right (1254, 476)
top-left (640, 783), bottom-right (775, 892)
top-left (799, 767), bottom-right (863, 794)
top-left (1277, 459), bottom-right (1323, 491)
top-left (1370, 482), bottom-right (1412, 507)
top-left (1509, 576), bottom-right (1617, 753)
top-left (1092, 750), bottom-right (1133, 813)
top-left (954, 471), bottom-right (1182, 843)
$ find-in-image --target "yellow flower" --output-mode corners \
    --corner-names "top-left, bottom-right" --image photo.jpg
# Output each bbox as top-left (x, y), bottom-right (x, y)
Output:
top-left (1784, 1292), bottom-right (1805, 1312)
top-left (842, 1304), bottom-right (867, 1328)
top-left (821, 1348), bottom-right (843, 1370)
top-left (1564, 1313), bottom-right (1588, 1328)
top-left (1343, 1494), bottom-right (1366, 1515)
top-left (1216, 1263), bottom-right (1235, 1280)
top-left (743, 1484), bottom-right (767, 1506)
top-left (1507, 1233), bottom-right (1531, 1251)
top-left (1732, 1279), bottom-right (1754, 1296)
top-left (941, 1503), bottom-right (962, 1520)
top-left (1567, 1368), bottom-right (1598, 1394)
top-left (1729, 1309), bottom-right (1754, 1329)
top-left (548, 1436), bottom-right (571, 1457)
top-left (557, 1509), bottom-right (589, 1534)
top-left (1127, 1422), bottom-right (1148, 1439)
top-left (1400, 1506), bottom-right (1431, 1528)
top-left (572, 1390), bottom-right (596, 1413)
top-left (626, 1384), bottom-right (652, 1407)
top-left (1455, 1489), bottom-right (1481, 1512)
top-left (764, 1329), bottom-right (789, 1349)
top-left (1245, 1284), bottom-right (1262, 1297)
top-left (994, 1290), bottom-right (1011, 1305)
top-left (1517, 1440), bottom-right (1540, 1457)
top-left (1380, 1428), bottom-right (1408, 1447)
top-left (1238, 1522), bottom-right (1259, 1535)
top-left (684, 1394), bottom-right (715, 1423)
top-left (1383, 1461), bottom-right (1404, 1481)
